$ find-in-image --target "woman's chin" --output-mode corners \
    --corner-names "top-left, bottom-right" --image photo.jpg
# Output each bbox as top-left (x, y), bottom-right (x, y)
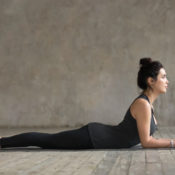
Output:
top-left (162, 89), bottom-right (167, 94)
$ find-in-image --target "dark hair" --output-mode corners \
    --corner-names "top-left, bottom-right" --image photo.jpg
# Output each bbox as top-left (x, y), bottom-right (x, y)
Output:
top-left (137, 58), bottom-right (164, 90)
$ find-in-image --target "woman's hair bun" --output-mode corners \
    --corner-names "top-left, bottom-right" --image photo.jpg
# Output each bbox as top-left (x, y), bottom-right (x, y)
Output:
top-left (139, 57), bottom-right (152, 67)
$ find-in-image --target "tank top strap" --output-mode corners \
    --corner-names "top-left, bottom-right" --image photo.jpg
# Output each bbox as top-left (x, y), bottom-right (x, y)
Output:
top-left (130, 93), bottom-right (150, 108)
top-left (138, 94), bottom-right (150, 104)
top-left (137, 94), bottom-right (154, 117)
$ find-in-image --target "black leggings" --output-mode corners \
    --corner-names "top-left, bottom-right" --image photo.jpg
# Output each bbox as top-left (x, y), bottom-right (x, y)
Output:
top-left (0, 125), bottom-right (94, 149)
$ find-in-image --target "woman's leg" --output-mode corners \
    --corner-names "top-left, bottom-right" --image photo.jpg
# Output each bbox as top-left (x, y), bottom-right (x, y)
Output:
top-left (0, 125), bottom-right (94, 149)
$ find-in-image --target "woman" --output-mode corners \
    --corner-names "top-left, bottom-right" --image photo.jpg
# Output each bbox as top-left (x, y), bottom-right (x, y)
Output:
top-left (0, 58), bottom-right (173, 149)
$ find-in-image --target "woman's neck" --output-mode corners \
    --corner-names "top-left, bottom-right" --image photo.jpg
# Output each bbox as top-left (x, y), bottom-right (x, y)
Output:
top-left (142, 90), bottom-right (159, 105)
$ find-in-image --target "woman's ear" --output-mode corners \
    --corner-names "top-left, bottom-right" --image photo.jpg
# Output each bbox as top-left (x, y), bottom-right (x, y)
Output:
top-left (147, 77), bottom-right (155, 87)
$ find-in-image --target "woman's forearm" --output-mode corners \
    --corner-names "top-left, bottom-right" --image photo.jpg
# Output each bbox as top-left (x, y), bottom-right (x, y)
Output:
top-left (141, 136), bottom-right (174, 148)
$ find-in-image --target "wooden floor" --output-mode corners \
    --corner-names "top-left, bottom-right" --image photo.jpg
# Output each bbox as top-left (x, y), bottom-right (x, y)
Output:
top-left (1, 127), bottom-right (175, 175)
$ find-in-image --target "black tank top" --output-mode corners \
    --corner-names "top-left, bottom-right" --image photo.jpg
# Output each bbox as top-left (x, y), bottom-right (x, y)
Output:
top-left (87, 94), bottom-right (158, 149)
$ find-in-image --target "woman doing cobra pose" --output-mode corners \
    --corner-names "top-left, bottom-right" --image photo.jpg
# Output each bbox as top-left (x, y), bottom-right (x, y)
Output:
top-left (0, 58), bottom-right (172, 149)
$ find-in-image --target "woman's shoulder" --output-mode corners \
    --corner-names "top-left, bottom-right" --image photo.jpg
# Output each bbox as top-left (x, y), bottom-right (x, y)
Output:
top-left (130, 95), bottom-right (151, 119)
top-left (132, 98), bottom-right (150, 109)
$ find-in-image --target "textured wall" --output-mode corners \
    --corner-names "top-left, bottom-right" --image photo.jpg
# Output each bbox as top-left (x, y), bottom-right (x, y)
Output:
top-left (0, 0), bottom-right (175, 127)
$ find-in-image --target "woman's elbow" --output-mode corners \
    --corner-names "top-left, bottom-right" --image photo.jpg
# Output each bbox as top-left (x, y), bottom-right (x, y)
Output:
top-left (141, 142), bottom-right (150, 148)
top-left (140, 138), bottom-right (152, 148)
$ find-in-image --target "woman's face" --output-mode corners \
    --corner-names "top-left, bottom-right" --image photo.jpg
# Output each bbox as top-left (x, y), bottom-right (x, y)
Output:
top-left (152, 68), bottom-right (169, 94)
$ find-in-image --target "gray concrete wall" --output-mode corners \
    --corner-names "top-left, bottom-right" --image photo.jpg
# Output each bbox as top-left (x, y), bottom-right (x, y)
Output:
top-left (0, 0), bottom-right (175, 127)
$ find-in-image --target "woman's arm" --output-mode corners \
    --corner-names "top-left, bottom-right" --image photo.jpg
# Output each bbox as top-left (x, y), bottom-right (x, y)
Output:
top-left (131, 98), bottom-right (174, 148)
